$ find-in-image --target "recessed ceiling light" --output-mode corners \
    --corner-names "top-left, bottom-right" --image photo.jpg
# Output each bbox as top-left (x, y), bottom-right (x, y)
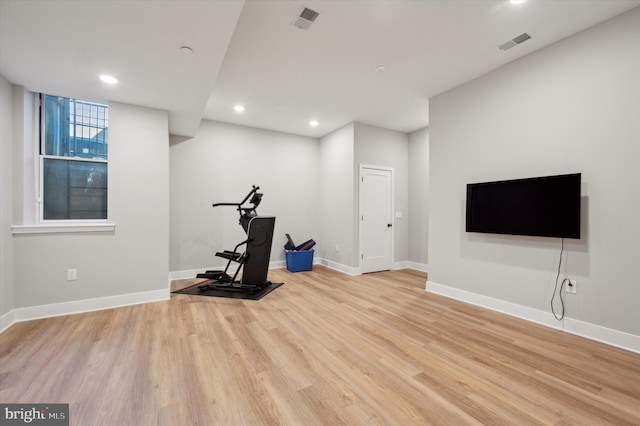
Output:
top-left (99, 74), bottom-right (118, 85)
top-left (510, 0), bottom-right (526, 4)
top-left (310, 120), bottom-right (319, 127)
top-left (234, 105), bottom-right (245, 113)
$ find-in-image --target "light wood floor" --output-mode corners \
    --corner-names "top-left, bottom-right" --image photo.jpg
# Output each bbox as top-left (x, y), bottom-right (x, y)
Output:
top-left (1, 266), bottom-right (639, 425)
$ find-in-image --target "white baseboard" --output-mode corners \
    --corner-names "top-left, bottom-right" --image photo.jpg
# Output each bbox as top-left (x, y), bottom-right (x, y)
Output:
top-left (563, 317), bottom-right (640, 354)
top-left (318, 258), bottom-right (360, 276)
top-left (170, 257), bottom-right (424, 279)
top-left (393, 261), bottom-right (409, 270)
top-left (0, 309), bottom-right (16, 334)
top-left (169, 268), bottom-right (204, 281)
top-left (269, 260), bottom-right (287, 270)
top-left (0, 289), bottom-right (169, 333)
top-left (406, 261), bottom-right (428, 272)
top-left (169, 261), bottom-right (297, 281)
top-left (170, 257), bottom-right (359, 278)
top-left (427, 281), bottom-right (639, 354)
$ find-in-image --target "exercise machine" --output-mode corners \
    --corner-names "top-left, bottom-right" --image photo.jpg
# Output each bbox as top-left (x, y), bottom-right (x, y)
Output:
top-left (196, 186), bottom-right (276, 295)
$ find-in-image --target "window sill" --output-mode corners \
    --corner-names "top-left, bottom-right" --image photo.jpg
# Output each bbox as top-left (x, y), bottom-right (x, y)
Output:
top-left (11, 223), bottom-right (116, 235)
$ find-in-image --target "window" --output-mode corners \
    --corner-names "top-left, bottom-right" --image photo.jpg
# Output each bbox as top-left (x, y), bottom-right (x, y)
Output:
top-left (40, 94), bottom-right (108, 220)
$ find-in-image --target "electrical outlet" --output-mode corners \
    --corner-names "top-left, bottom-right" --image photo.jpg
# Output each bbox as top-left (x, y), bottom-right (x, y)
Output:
top-left (565, 279), bottom-right (577, 294)
top-left (67, 269), bottom-right (77, 281)
top-left (335, 244), bottom-right (340, 252)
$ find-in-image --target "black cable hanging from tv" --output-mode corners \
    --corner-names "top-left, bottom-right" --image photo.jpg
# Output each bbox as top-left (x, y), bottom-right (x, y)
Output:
top-left (551, 238), bottom-right (566, 320)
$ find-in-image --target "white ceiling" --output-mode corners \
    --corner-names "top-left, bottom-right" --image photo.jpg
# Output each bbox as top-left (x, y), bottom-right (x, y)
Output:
top-left (1, 0), bottom-right (638, 138)
top-left (0, 0), bottom-right (245, 136)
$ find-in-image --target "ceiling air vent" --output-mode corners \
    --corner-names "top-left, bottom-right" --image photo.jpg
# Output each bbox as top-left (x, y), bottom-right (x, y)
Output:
top-left (499, 32), bottom-right (532, 51)
top-left (294, 7), bottom-right (320, 30)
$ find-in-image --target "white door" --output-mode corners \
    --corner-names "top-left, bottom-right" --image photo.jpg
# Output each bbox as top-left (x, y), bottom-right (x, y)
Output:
top-left (360, 166), bottom-right (393, 273)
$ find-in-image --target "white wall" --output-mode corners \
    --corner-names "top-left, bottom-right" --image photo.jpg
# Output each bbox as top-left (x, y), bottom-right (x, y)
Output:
top-left (408, 126), bottom-right (429, 268)
top-left (11, 87), bottom-right (36, 225)
top-left (0, 74), bottom-right (14, 320)
top-left (169, 120), bottom-right (319, 273)
top-left (429, 8), bottom-right (640, 337)
top-left (170, 119), bottom-right (419, 275)
top-left (354, 122), bottom-right (409, 265)
top-left (319, 123), bottom-right (356, 268)
top-left (12, 102), bottom-right (170, 308)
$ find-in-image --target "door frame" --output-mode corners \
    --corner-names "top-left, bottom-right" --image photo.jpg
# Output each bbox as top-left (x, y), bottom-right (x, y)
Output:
top-left (358, 164), bottom-right (394, 274)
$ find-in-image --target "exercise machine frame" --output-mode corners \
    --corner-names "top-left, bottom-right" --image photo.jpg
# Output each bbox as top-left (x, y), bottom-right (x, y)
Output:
top-left (196, 186), bottom-right (275, 295)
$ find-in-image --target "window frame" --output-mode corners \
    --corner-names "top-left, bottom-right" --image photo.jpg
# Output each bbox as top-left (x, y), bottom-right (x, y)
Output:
top-left (38, 94), bottom-right (109, 224)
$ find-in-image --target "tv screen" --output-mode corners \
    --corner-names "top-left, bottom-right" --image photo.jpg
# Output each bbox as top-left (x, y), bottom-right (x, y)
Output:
top-left (466, 173), bottom-right (581, 239)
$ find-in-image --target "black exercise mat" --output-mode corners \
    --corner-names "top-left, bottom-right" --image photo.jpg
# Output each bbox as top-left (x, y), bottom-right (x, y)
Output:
top-left (172, 280), bottom-right (283, 300)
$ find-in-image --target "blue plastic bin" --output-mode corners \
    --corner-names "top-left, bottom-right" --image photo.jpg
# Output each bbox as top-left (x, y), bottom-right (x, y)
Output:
top-left (286, 249), bottom-right (314, 272)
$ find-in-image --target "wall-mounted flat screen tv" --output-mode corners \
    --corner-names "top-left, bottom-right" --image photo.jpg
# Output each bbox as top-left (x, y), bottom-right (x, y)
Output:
top-left (466, 173), bottom-right (581, 239)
